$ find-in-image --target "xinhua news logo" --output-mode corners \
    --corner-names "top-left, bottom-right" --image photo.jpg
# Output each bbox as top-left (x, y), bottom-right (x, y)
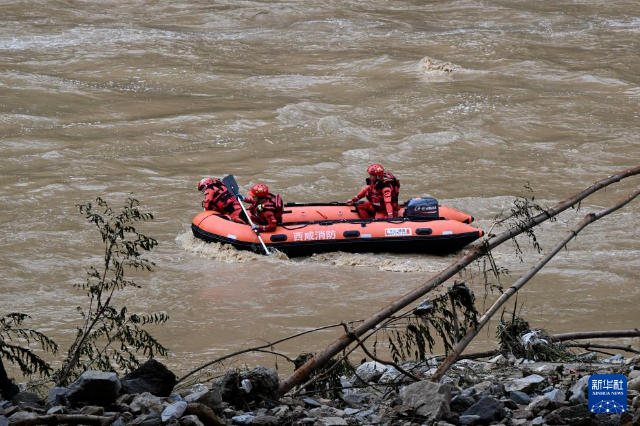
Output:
top-left (588, 374), bottom-right (627, 414)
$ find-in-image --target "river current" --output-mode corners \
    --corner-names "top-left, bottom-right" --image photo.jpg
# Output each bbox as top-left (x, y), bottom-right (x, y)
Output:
top-left (1, 0), bottom-right (638, 380)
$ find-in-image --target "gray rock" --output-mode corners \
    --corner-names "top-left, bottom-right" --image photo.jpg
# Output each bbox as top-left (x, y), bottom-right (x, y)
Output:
top-left (400, 381), bottom-right (451, 422)
top-left (509, 391), bottom-right (530, 405)
top-left (343, 407), bottom-right (361, 415)
top-left (251, 416), bottom-right (279, 425)
top-left (309, 405), bottom-right (345, 418)
top-left (568, 375), bottom-right (589, 405)
top-left (316, 418), bottom-right (348, 426)
top-left (355, 361), bottom-right (388, 383)
top-left (0, 416), bottom-right (8, 426)
top-left (184, 389), bottom-right (222, 412)
top-left (8, 411), bottom-right (38, 422)
top-left (12, 391), bottom-right (44, 409)
top-left (459, 414), bottom-right (481, 425)
top-left (186, 403), bottom-right (225, 426)
top-left (130, 392), bottom-right (164, 415)
top-left (341, 393), bottom-right (371, 408)
top-left (378, 366), bottom-right (408, 384)
top-left (628, 377), bottom-right (640, 392)
top-left (553, 404), bottom-right (592, 420)
top-left (451, 393), bottom-right (476, 413)
top-left (180, 415), bottom-right (205, 426)
top-left (526, 396), bottom-right (551, 415)
top-left (122, 359), bottom-right (177, 397)
top-left (231, 414), bottom-right (254, 425)
top-left (66, 370), bottom-right (122, 407)
top-left (543, 388), bottom-right (566, 404)
top-left (161, 401), bottom-right (188, 422)
top-left (462, 396), bottom-right (505, 424)
top-left (303, 397), bottom-right (321, 408)
top-left (504, 374), bottom-right (545, 394)
top-left (268, 405), bottom-right (289, 417)
top-left (530, 416), bottom-right (545, 425)
top-left (46, 386), bottom-right (68, 408)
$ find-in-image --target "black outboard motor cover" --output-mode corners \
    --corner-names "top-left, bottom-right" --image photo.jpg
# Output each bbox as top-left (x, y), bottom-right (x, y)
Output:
top-left (403, 197), bottom-right (439, 220)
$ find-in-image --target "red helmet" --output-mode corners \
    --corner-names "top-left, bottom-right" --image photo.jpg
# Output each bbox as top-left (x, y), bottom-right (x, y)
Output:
top-left (197, 177), bottom-right (214, 191)
top-left (248, 183), bottom-right (269, 198)
top-left (367, 164), bottom-right (384, 176)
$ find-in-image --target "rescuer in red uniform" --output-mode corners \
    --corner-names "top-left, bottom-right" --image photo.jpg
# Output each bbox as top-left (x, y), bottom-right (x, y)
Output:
top-left (197, 177), bottom-right (246, 223)
top-left (243, 183), bottom-right (284, 233)
top-left (346, 164), bottom-right (401, 219)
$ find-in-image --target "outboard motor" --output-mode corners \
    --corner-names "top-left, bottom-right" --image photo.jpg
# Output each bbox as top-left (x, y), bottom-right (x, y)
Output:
top-left (403, 197), bottom-right (440, 220)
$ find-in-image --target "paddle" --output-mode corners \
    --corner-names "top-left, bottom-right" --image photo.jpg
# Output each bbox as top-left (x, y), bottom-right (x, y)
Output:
top-left (222, 175), bottom-right (271, 255)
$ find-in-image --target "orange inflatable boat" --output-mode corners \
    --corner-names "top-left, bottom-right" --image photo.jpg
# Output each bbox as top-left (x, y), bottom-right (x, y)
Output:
top-left (191, 197), bottom-right (483, 257)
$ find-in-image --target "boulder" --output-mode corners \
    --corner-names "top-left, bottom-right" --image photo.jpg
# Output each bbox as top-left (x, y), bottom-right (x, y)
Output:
top-left (568, 375), bottom-right (589, 405)
top-left (462, 396), bottom-right (505, 425)
top-left (186, 403), bottom-right (225, 426)
top-left (180, 415), bottom-right (205, 426)
top-left (129, 392), bottom-right (164, 415)
top-left (66, 371), bottom-right (122, 407)
top-left (161, 401), bottom-right (188, 422)
top-left (355, 361), bottom-right (387, 383)
top-left (183, 388), bottom-right (222, 412)
top-left (504, 374), bottom-right (545, 394)
top-left (121, 359), bottom-right (177, 397)
top-left (400, 380), bottom-right (451, 422)
top-left (509, 391), bottom-right (530, 405)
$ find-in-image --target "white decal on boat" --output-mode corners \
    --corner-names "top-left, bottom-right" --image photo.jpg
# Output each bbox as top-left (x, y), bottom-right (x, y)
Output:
top-left (294, 230), bottom-right (337, 241)
top-left (361, 234), bottom-right (372, 238)
top-left (385, 228), bottom-right (412, 237)
top-left (227, 234), bottom-right (237, 240)
top-left (442, 231), bottom-right (453, 235)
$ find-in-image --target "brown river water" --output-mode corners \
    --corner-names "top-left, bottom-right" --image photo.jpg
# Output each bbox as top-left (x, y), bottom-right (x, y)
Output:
top-left (1, 0), bottom-right (639, 381)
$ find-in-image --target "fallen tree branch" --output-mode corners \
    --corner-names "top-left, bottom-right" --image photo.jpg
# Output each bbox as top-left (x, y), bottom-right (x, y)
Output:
top-left (279, 167), bottom-right (640, 395)
top-left (549, 329), bottom-right (640, 342)
top-left (431, 187), bottom-right (639, 382)
top-left (11, 414), bottom-right (116, 426)
top-left (566, 343), bottom-right (640, 355)
top-left (177, 321), bottom-right (362, 384)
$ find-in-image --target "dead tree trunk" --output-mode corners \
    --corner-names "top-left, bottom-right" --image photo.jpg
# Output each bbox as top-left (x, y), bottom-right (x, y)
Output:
top-left (431, 187), bottom-right (639, 382)
top-left (550, 330), bottom-right (640, 342)
top-left (278, 167), bottom-right (640, 395)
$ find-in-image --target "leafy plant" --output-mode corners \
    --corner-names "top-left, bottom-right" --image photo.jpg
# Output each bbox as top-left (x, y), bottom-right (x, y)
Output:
top-left (56, 197), bottom-right (169, 386)
top-left (0, 313), bottom-right (58, 377)
top-left (385, 282), bottom-right (479, 363)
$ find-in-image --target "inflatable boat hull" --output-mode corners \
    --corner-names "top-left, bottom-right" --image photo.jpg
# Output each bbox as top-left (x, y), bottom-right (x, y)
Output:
top-left (191, 203), bottom-right (482, 257)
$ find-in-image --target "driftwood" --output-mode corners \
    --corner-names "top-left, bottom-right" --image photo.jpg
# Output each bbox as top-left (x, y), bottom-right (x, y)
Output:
top-left (550, 329), bottom-right (640, 342)
top-left (431, 187), bottom-right (639, 382)
top-left (278, 167), bottom-right (640, 395)
top-left (11, 414), bottom-right (116, 426)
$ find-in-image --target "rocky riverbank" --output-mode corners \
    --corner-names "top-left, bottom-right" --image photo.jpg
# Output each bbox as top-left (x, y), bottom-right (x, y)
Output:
top-left (2, 353), bottom-right (640, 426)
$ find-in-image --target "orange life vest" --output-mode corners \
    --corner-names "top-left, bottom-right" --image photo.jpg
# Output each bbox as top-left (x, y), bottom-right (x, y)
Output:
top-left (249, 194), bottom-right (284, 222)
top-left (203, 180), bottom-right (241, 214)
top-left (366, 172), bottom-right (400, 208)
